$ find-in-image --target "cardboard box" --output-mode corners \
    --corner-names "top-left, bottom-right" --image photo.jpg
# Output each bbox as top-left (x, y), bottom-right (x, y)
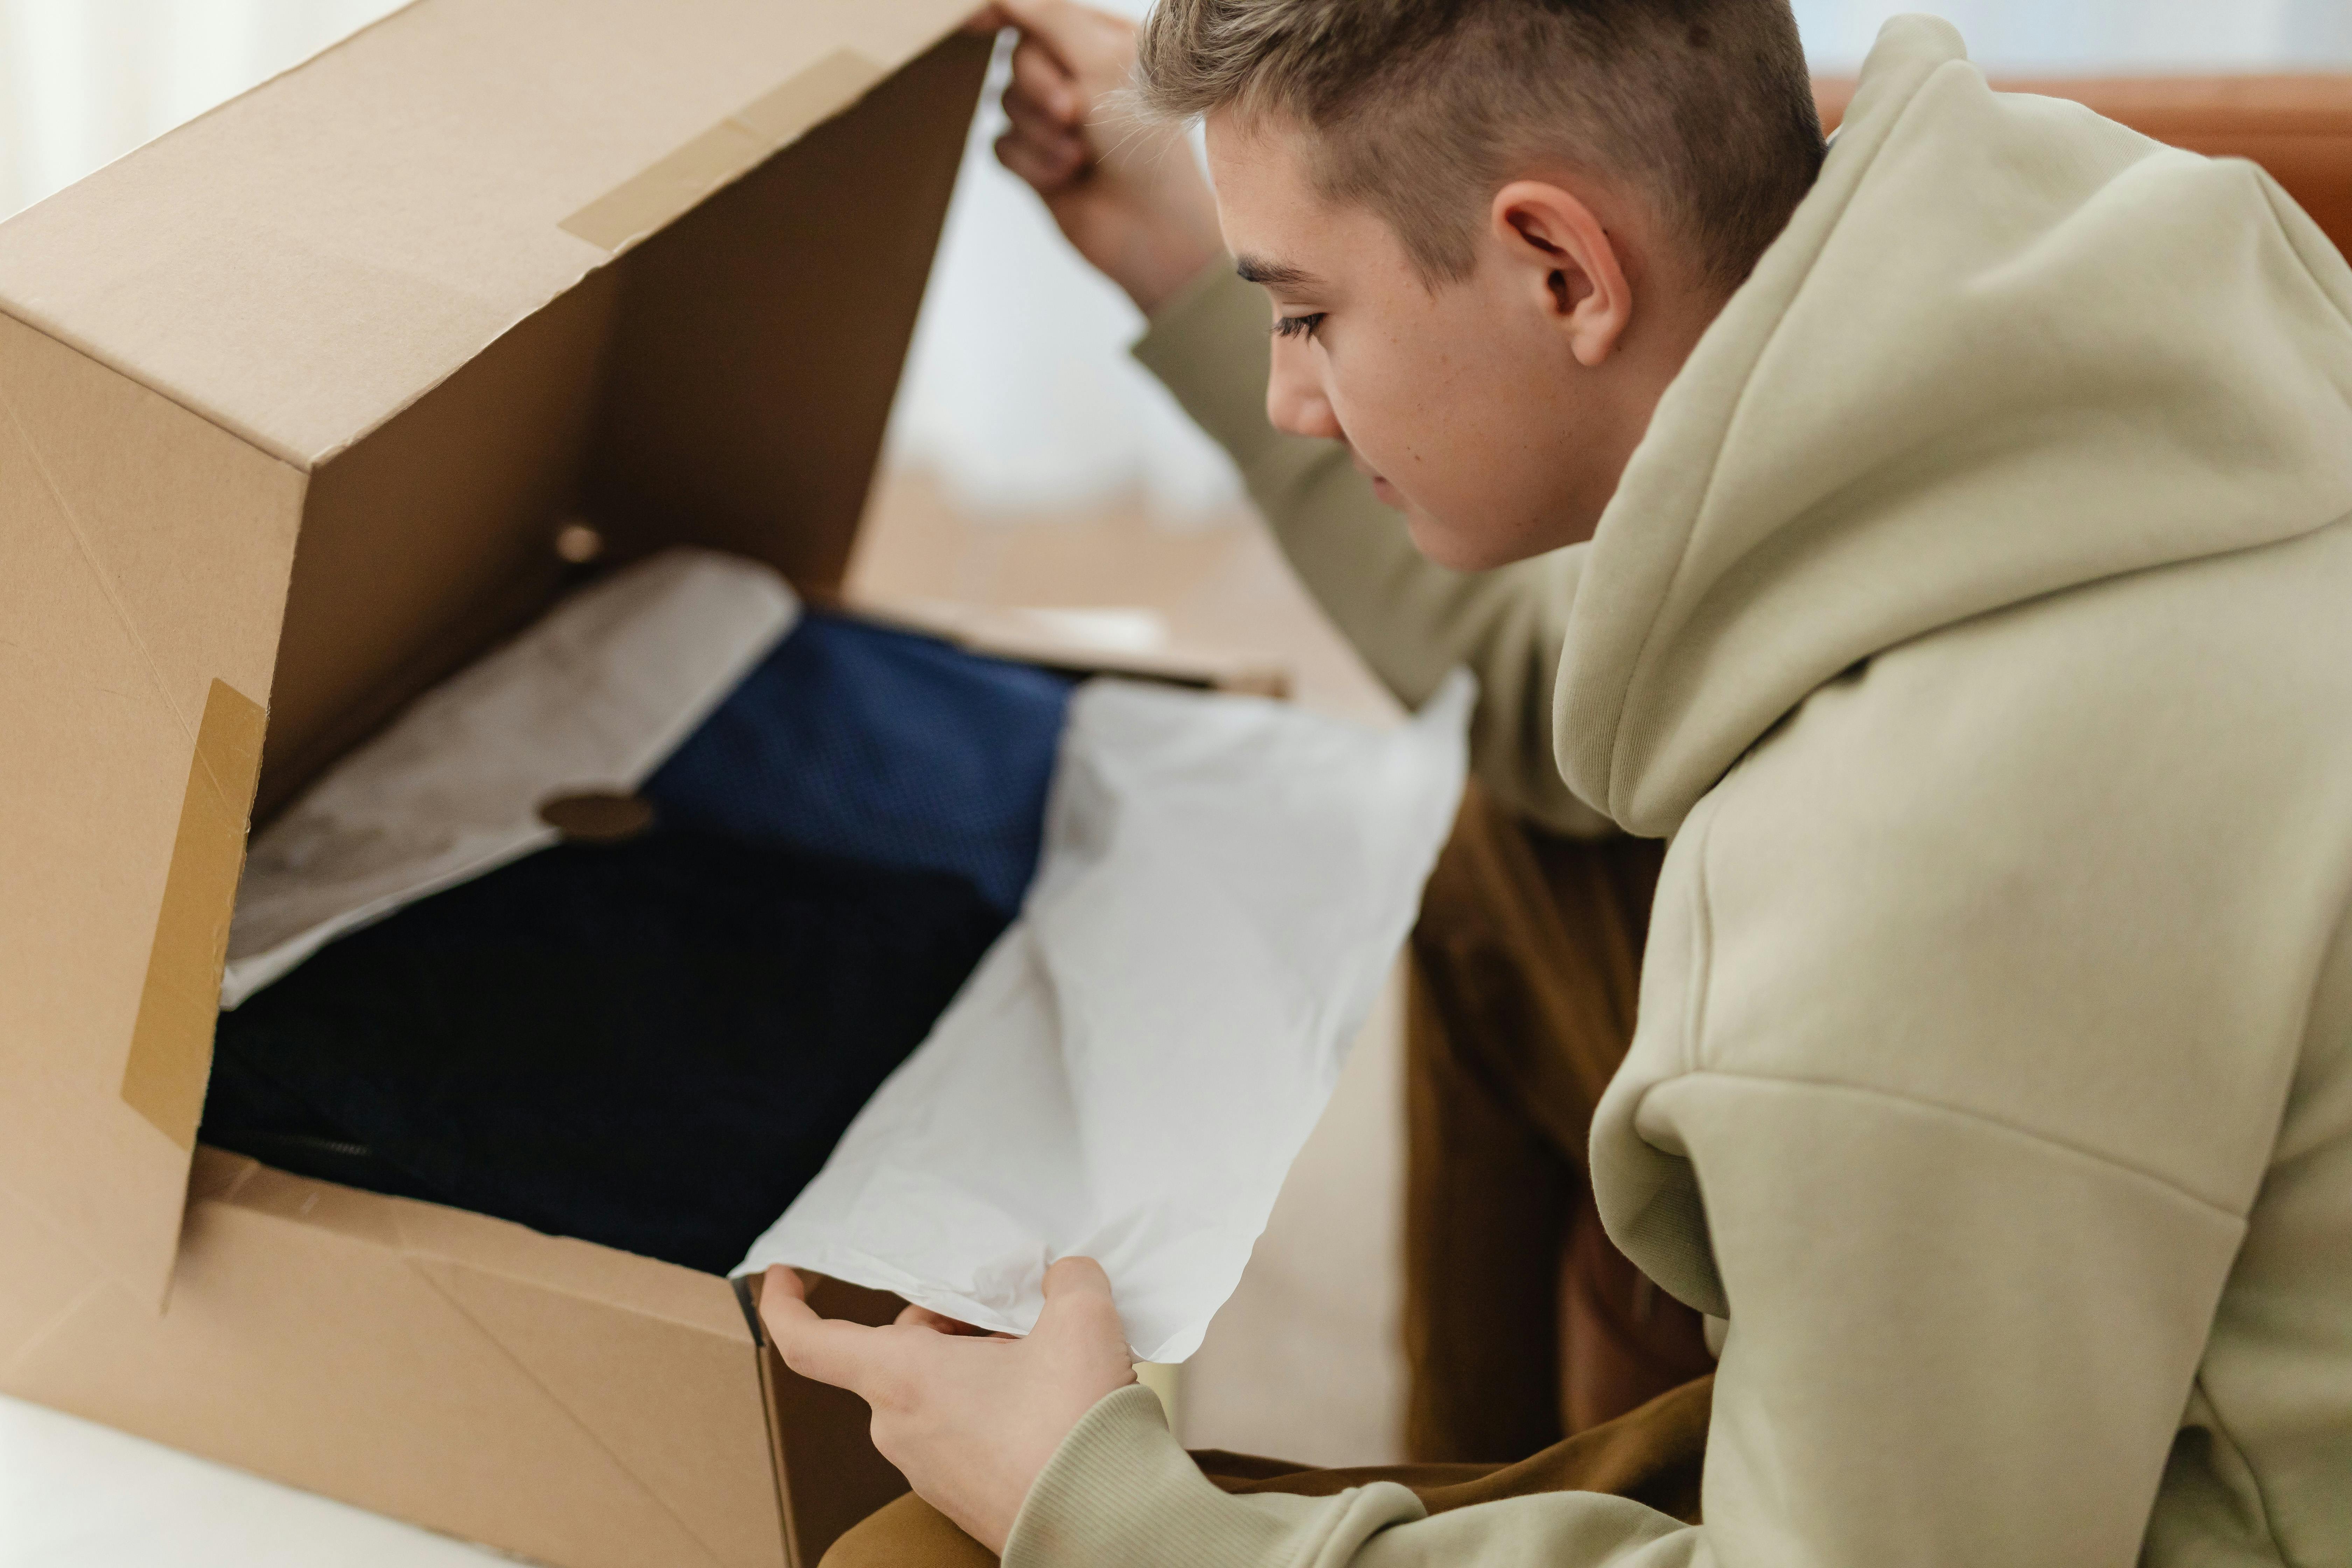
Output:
top-left (0, 3), bottom-right (1119, 1562)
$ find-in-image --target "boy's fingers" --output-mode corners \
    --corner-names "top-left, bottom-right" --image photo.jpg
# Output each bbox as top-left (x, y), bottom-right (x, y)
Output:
top-left (1002, 85), bottom-right (1087, 160)
top-left (758, 1262), bottom-right (808, 1310)
top-left (768, 1304), bottom-right (892, 1392)
top-left (1001, 80), bottom-right (1069, 137)
top-left (1035, 1258), bottom-right (1135, 1376)
top-left (962, 5), bottom-right (1011, 34)
top-left (1035, 1256), bottom-right (1123, 1332)
top-left (758, 1267), bottom-right (898, 1391)
top-left (896, 1302), bottom-right (993, 1336)
top-left (988, 0), bottom-right (1075, 31)
top-left (996, 130), bottom-right (1084, 191)
top-left (755, 1264), bottom-right (818, 1344)
top-left (1042, 1255), bottom-right (1115, 1298)
top-left (1010, 35), bottom-right (1082, 122)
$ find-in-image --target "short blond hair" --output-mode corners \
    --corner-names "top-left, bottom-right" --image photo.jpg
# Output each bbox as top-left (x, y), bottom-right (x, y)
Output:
top-left (1138, 0), bottom-right (1823, 293)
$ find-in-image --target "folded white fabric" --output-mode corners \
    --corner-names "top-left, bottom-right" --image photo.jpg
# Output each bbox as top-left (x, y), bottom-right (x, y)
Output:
top-left (738, 670), bottom-right (1473, 1362)
top-left (222, 549), bottom-right (797, 1008)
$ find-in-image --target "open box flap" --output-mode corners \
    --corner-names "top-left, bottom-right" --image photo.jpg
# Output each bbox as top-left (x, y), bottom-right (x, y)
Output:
top-left (5, 1152), bottom-right (786, 1568)
top-left (0, 0), bottom-right (983, 470)
top-left (0, 0), bottom-right (987, 1313)
top-left (0, 313), bottom-right (303, 1312)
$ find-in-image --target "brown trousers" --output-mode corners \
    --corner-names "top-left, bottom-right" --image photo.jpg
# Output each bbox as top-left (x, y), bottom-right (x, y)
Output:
top-left (1405, 785), bottom-right (1713, 1458)
top-left (820, 787), bottom-right (1714, 1564)
top-left (824, 1377), bottom-right (1713, 1567)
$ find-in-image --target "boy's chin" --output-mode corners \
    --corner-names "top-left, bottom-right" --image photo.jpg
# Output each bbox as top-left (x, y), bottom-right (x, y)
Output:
top-left (1403, 508), bottom-right (1546, 574)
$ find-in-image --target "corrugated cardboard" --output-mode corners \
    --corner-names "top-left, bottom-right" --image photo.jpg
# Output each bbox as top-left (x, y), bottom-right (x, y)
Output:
top-left (0, 2), bottom-right (1023, 1562)
top-left (11, 1151), bottom-right (786, 1568)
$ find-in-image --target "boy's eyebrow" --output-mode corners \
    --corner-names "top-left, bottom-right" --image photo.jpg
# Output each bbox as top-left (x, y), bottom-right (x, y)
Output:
top-left (1235, 253), bottom-right (1322, 291)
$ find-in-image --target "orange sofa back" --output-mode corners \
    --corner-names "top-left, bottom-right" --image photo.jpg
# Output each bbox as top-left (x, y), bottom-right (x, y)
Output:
top-left (1816, 75), bottom-right (2352, 257)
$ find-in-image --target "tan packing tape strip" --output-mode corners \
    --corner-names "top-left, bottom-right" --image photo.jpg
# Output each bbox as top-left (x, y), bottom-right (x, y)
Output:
top-left (121, 678), bottom-right (266, 1150)
top-left (560, 47), bottom-right (888, 254)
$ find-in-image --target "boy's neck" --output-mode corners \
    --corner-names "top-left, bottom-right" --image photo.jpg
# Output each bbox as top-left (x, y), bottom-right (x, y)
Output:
top-left (1569, 271), bottom-right (1734, 547)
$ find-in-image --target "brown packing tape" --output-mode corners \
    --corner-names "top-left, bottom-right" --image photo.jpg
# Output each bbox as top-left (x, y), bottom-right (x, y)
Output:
top-left (121, 678), bottom-right (266, 1150)
top-left (561, 120), bottom-right (772, 257)
top-left (561, 48), bottom-right (888, 254)
top-left (732, 48), bottom-right (892, 146)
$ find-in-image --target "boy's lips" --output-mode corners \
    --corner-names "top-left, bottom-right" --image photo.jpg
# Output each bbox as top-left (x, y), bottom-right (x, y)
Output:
top-left (1347, 449), bottom-right (1399, 502)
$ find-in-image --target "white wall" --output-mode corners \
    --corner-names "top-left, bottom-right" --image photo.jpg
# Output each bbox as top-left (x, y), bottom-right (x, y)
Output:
top-left (4, 2), bottom-right (2349, 518)
top-left (882, 4), bottom-right (1248, 519)
top-left (1793, 0), bottom-right (2352, 72)
top-left (0, 0), bottom-right (407, 216)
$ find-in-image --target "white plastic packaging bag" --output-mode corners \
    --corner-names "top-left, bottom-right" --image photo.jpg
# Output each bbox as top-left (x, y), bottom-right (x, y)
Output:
top-left (738, 670), bottom-right (1474, 1362)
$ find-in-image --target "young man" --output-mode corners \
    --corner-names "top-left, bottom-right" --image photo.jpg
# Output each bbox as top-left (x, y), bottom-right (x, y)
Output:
top-left (765, 1), bottom-right (2352, 1563)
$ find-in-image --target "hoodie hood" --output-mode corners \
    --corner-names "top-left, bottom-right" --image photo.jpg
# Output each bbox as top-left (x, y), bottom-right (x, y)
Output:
top-left (1552, 15), bottom-right (2352, 839)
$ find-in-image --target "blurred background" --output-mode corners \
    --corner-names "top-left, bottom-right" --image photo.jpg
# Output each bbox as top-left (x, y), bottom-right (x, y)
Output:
top-left (2, 1), bottom-right (2349, 1559)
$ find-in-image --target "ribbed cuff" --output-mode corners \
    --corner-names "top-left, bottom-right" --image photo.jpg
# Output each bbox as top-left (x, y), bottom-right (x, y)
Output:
top-left (1003, 1386), bottom-right (1362, 1568)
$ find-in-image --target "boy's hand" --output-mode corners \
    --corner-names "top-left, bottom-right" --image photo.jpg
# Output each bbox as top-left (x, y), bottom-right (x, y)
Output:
top-left (760, 1259), bottom-right (1139, 1554)
top-left (968, 0), bottom-right (1224, 313)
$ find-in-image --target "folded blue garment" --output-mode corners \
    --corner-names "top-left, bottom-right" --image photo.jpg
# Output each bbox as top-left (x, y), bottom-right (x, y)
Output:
top-left (643, 611), bottom-right (1079, 915)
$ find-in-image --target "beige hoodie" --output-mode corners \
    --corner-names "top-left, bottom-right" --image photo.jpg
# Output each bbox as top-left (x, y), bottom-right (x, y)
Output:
top-left (1015, 15), bottom-right (2352, 1568)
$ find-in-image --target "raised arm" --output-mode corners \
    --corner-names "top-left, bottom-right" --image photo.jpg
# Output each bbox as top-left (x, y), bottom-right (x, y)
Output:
top-left (983, 0), bottom-right (1609, 836)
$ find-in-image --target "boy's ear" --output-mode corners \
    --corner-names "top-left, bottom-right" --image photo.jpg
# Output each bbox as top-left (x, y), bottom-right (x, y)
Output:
top-left (1490, 180), bottom-right (1633, 368)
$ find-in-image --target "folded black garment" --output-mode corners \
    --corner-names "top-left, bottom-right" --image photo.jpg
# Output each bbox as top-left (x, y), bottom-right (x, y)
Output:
top-left (203, 830), bottom-right (1007, 1274)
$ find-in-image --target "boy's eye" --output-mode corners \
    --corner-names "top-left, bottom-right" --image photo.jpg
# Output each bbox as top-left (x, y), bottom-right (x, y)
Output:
top-left (1273, 312), bottom-right (1327, 341)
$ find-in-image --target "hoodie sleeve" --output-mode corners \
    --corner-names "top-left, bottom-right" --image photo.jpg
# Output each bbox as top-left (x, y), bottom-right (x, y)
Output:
top-left (1578, 723), bottom-right (2276, 1568)
top-left (1132, 260), bottom-right (1611, 839)
top-left (1003, 1073), bottom-right (2241, 1568)
top-left (1004, 1387), bottom-right (1701, 1568)
top-left (1616, 1072), bottom-right (2242, 1567)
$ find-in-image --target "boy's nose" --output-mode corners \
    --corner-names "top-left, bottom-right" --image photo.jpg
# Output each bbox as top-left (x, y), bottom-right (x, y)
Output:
top-left (1266, 359), bottom-right (1344, 442)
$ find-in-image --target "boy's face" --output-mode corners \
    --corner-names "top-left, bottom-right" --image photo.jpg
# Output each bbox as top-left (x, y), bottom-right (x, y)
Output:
top-left (1205, 112), bottom-right (1690, 573)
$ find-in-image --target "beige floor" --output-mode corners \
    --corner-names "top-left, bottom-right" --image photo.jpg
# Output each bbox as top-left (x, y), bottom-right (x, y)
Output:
top-left (849, 468), bottom-right (1414, 1467)
top-left (845, 468), bottom-right (1400, 727)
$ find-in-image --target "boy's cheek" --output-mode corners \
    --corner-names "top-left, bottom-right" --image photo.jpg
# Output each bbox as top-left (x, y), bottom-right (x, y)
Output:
top-left (1329, 359), bottom-right (1527, 565)
top-left (1389, 453), bottom-right (1566, 572)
